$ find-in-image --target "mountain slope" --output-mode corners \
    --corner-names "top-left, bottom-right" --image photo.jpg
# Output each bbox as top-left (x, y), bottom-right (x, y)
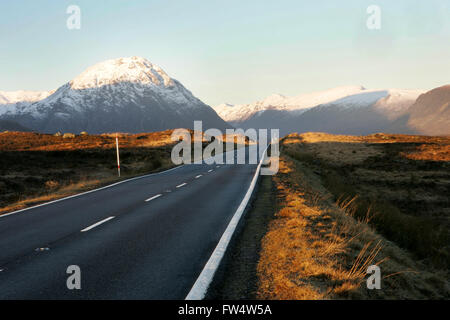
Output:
top-left (215, 87), bottom-right (425, 136)
top-left (0, 57), bottom-right (229, 133)
top-left (0, 90), bottom-right (53, 105)
top-left (0, 120), bottom-right (30, 132)
top-left (404, 85), bottom-right (450, 135)
top-left (0, 90), bottom-right (53, 118)
top-left (215, 86), bottom-right (369, 123)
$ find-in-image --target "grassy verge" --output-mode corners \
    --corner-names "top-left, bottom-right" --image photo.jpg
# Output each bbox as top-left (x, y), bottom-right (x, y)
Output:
top-left (206, 175), bottom-right (276, 299)
top-left (284, 133), bottom-right (449, 268)
top-left (256, 147), bottom-right (449, 299)
top-left (212, 132), bottom-right (449, 299)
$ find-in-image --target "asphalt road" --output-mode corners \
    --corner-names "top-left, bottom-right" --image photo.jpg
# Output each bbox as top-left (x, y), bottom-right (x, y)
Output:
top-left (0, 150), bottom-right (259, 299)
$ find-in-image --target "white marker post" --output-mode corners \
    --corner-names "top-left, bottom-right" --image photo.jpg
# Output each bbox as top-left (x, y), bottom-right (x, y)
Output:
top-left (116, 133), bottom-right (121, 177)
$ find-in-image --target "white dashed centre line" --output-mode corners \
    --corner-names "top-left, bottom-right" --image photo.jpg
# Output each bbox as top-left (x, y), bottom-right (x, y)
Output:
top-left (216, 166), bottom-right (220, 168)
top-left (208, 169), bottom-right (213, 173)
top-left (176, 183), bottom-right (187, 188)
top-left (81, 216), bottom-right (115, 232)
top-left (145, 194), bottom-right (162, 202)
top-left (195, 175), bottom-right (202, 179)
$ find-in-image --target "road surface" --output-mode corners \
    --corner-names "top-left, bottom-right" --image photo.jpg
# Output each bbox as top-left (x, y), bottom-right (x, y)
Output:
top-left (0, 150), bottom-right (259, 299)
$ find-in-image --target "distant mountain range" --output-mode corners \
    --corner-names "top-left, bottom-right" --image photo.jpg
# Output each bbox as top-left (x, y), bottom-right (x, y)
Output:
top-left (0, 57), bottom-right (229, 134)
top-left (1, 58), bottom-right (448, 136)
top-left (215, 85), bottom-right (450, 136)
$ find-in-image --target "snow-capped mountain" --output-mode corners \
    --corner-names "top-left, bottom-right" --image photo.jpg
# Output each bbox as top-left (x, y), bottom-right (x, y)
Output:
top-left (215, 86), bottom-right (370, 122)
top-left (215, 86), bottom-right (425, 136)
top-left (0, 56), bottom-right (229, 133)
top-left (0, 90), bottom-right (53, 105)
top-left (0, 90), bottom-right (53, 116)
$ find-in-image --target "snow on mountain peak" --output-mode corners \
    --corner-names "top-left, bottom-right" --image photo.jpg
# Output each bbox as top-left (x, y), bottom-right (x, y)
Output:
top-left (215, 86), bottom-right (369, 121)
top-left (215, 85), bottom-right (424, 122)
top-left (70, 56), bottom-right (175, 90)
top-left (373, 88), bottom-right (425, 119)
top-left (32, 56), bottom-right (203, 111)
top-left (1, 56), bottom-right (204, 120)
top-left (262, 93), bottom-right (287, 106)
top-left (0, 90), bottom-right (53, 105)
top-left (0, 90), bottom-right (54, 117)
top-left (0, 57), bottom-right (229, 133)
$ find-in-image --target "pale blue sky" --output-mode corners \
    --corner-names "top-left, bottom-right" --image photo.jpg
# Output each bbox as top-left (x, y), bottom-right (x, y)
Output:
top-left (0, 0), bottom-right (449, 106)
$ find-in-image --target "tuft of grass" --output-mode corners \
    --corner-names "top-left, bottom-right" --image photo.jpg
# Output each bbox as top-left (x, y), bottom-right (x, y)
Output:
top-left (285, 149), bottom-right (316, 165)
top-left (323, 170), bottom-right (449, 267)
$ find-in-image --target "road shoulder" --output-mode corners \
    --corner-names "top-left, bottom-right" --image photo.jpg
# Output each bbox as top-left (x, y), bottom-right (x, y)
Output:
top-left (205, 174), bottom-right (276, 299)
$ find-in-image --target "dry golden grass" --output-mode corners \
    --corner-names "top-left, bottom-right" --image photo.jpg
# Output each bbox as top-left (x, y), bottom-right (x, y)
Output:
top-left (300, 132), bottom-right (450, 145)
top-left (0, 130), bottom-right (176, 215)
top-left (402, 144), bottom-right (450, 162)
top-left (0, 129), bottom-right (252, 152)
top-left (0, 130), bottom-right (182, 151)
top-left (256, 139), bottom-right (449, 299)
top-left (296, 132), bottom-right (450, 163)
top-left (0, 130), bottom-right (248, 216)
top-left (0, 177), bottom-right (115, 214)
top-left (284, 132), bottom-right (450, 259)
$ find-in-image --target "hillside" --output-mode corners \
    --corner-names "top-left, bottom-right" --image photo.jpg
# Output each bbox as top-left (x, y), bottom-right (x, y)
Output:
top-left (404, 85), bottom-right (450, 135)
top-left (214, 85), bottom-right (450, 136)
top-left (215, 86), bottom-right (425, 136)
top-left (0, 120), bottom-right (30, 132)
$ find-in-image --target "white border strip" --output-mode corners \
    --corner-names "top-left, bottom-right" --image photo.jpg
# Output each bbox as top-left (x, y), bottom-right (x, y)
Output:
top-left (0, 165), bottom-right (184, 219)
top-left (185, 146), bottom-right (268, 300)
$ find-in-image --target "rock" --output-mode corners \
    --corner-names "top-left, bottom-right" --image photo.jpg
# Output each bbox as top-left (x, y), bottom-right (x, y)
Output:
top-left (63, 133), bottom-right (75, 138)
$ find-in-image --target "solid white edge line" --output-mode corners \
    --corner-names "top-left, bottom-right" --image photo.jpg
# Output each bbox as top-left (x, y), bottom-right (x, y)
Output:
top-left (0, 165), bottom-right (185, 219)
top-left (176, 183), bottom-right (187, 188)
top-left (145, 194), bottom-right (162, 202)
top-left (185, 146), bottom-right (268, 300)
top-left (80, 216), bottom-right (115, 232)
